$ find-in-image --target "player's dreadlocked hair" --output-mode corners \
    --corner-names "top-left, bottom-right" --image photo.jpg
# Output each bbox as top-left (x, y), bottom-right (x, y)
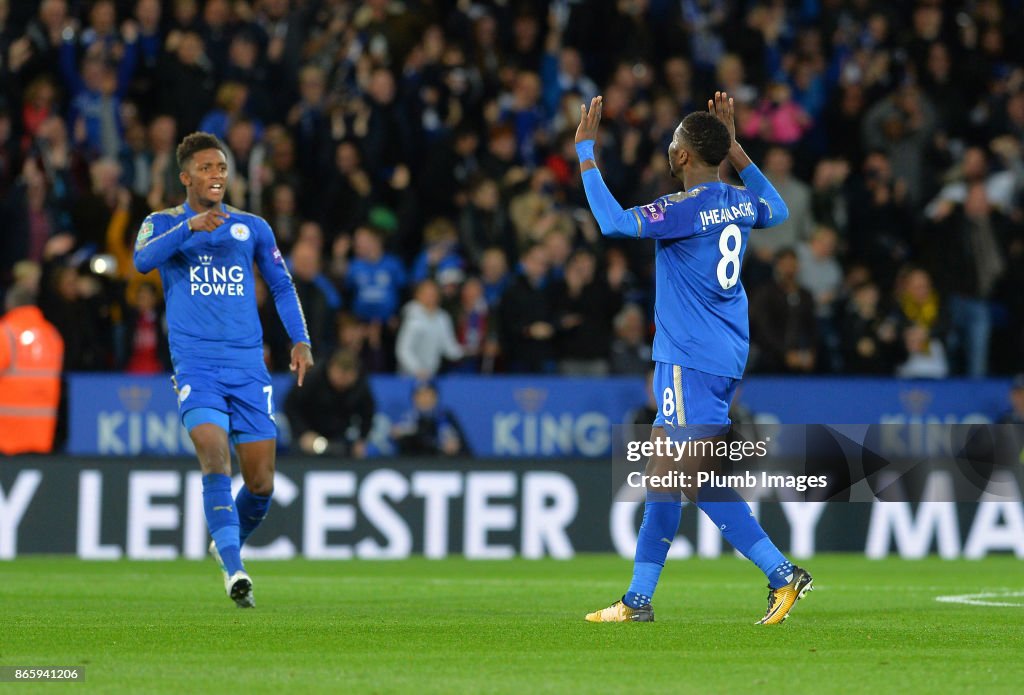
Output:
top-left (176, 132), bottom-right (226, 170)
top-left (678, 112), bottom-right (732, 166)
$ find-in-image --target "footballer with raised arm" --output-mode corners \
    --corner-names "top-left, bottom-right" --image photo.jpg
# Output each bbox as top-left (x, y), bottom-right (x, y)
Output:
top-left (134, 133), bottom-right (313, 608)
top-left (578, 93), bottom-right (813, 625)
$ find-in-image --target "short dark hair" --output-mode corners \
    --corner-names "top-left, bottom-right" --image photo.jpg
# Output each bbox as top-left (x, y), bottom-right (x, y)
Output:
top-left (176, 132), bottom-right (226, 170)
top-left (678, 112), bottom-right (732, 166)
top-left (329, 349), bottom-right (360, 373)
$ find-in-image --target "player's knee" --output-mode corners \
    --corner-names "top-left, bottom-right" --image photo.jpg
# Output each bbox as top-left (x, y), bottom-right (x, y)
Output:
top-left (189, 426), bottom-right (230, 475)
top-left (245, 478), bottom-right (274, 496)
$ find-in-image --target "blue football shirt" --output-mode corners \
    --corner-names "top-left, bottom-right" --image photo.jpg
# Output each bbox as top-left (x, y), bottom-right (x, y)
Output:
top-left (346, 255), bottom-right (408, 322)
top-left (581, 163), bottom-right (788, 379)
top-left (133, 202), bottom-right (310, 370)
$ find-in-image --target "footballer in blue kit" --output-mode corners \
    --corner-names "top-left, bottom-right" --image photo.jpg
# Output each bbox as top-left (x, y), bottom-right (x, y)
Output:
top-left (578, 93), bottom-right (813, 624)
top-left (134, 133), bottom-right (313, 608)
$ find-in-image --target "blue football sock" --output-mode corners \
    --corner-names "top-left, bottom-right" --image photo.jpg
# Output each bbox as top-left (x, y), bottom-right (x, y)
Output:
top-left (697, 485), bottom-right (792, 588)
top-left (236, 486), bottom-right (272, 547)
top-left (202, 473), bottom-right (244, 575)
top-left (624, 490), bottom-right (682, 609)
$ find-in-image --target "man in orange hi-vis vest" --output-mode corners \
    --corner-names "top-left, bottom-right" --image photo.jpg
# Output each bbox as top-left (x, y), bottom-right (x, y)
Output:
top-left (0, 286), bottom-right (65, 455)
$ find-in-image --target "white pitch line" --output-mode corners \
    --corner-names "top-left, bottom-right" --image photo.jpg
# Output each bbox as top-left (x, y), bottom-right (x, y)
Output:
top-left (935, 591), bottom-right (1024, 607)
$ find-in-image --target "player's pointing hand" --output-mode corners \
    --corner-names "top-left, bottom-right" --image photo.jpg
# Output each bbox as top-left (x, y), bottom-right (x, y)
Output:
top-left (708, 91), bottom-right (737, 143)
top-left (290, 342), bottom-right (314, 387)
top-left (187, 208), bottom-right (229, 233)
top-left (575, 95), bottom-right (603, 144)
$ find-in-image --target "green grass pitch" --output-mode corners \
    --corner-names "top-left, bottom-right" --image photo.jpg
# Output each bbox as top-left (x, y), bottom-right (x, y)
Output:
top-left (2, 555), bottom-right (1022, 693)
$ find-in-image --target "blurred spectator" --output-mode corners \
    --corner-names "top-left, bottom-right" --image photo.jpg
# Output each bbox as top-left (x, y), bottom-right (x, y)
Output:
top-left (797, 227), bottom-right (843, 315)
top-left (479, 247), bottom-right (510, 308)
top-left (809, 157), bottom-right (850, 239)
top-left (40, 264), bottom-right (105, 371)
top-left (391, 381), bottom-right (469, 457)
top-left (925, 146), bottom-right (1020, 220)
top-left (846, 151), bottom-right (913, 288)
top-left (59, 18), bottom-right (138, 159)
top-left (0, 285), bottom-right (64, 454)
top-left (20, 76), bottom-right (59, 147)
top-left (746, 147), bottom-right (814, 276)
top-left (116, 280), bottom-right (168, 374)
top-left (926, 183), bottom-right (1009, 377)
top-left (894, 266), bottom-right (946, 345)
top-left (74, 157), bottom-right (145, 253)
top-left (797, 226), bottom-right (843, 371)
top-left (288, 65), bottom-right (331, 185)
top-left (5, 159), bottom-right (62, 267)
top-left (288, 240), bottom-right (338, 356)
top-left (223, 30), bottom-right (272, 122)
top-left (459, 176), bottom-right (515, 269)
top-left (749, 249), bottom-right (817, 374)
top-left (224, 117), bottom-right (266, 214)
top-left (498, 243), bottom-right (555, 373)
top-left (610, 304), bottom-right (652, 375)
top-left (346, 225), bottom-right (406, 326)
top-left (550, 248), bottom-right (620, 376)
top-left (284, 350), bottom-right (375, 458)
top-left (741, 82), bottom-right (812, 146)
top-left (861, 86), bottom-right (936, 204)
top-left (839, 282), bottom-right (901, 375)
top-left (145, 115), bottom-right (184, 210)
top-left (395, 279), bottom-right (463, 379)
top-left (320, 141), bottom-right (373, 238)
top-left (453, 276), bottom-right (495, 374)
top-left (158, 31), bottom-right (214, 135)
top-left (896, 324), bottom-right (949, 379)
top-left (199, 81), bottom-right (254, 142)
top-left (411, 218), bottom-right (464, 284)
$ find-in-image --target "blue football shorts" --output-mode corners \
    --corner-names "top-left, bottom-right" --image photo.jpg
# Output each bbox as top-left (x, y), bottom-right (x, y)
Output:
top-left (171, 364), bottom-right (277, 444)
top-left (651, 362), bottom-right (739, 440)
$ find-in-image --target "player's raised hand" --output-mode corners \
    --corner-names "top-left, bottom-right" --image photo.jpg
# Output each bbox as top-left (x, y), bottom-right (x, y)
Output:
top-left (708, 91), bottom-right (737, 142)
top-left (187, 208), bottom-right (228, 233)
top-left (290, 342), bottom-right (314, 387)
top-left (575, 95), bottom-right (603, 144)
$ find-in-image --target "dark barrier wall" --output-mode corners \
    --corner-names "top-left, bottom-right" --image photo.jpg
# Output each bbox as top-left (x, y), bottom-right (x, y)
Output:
top-left (67, 374), bottom-right (1015, 456)
top-left (1, 458), bottom-right (1021, 560)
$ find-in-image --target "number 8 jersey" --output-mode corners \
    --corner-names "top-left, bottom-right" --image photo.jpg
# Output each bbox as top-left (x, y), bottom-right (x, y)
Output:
top-left (633, 182), bottom-right (781, 379)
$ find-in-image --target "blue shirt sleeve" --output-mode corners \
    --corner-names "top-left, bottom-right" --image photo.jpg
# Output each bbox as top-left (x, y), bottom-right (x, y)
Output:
top-left (133, 214), bottom-right (190, 273)
top-left (738, 163), bottom-right (790, 229)
top-left (254, 219), bottom-right (311, 346)
top-left (581, 168), bottom-right (643, 238)
top-left (633, 192), bottom-right (706, 240)
top-left (582, 167), bottom-right (706, 240)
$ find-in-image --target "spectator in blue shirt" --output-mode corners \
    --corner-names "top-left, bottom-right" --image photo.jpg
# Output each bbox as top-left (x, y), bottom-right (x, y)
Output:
top-left (60, 21), bottom-right (138, 159)
top-left (411, 217), bottom-right (464, 284)
top-left (346, 226), bottom-right (407, 324)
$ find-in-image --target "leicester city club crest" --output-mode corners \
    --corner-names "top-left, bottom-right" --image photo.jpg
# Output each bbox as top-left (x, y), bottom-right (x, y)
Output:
top-left (230, 223), bottom-right (251, 241)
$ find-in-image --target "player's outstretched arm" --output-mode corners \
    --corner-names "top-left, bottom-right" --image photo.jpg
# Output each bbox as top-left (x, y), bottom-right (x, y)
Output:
top-left (575, 96), bottom-right (642, 238)
top-left (708, 91), bottom-right (789, 229)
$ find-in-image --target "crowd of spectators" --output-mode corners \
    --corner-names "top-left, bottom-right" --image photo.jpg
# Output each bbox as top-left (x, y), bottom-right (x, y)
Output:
top-left (2, 0), bottom-right (1023, 385)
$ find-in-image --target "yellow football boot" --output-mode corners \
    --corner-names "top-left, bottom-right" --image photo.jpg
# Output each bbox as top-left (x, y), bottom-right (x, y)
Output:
top-left (757, 566), bottom-right (813, 625)
top-left (585, 599), bottom-right (654, 622)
